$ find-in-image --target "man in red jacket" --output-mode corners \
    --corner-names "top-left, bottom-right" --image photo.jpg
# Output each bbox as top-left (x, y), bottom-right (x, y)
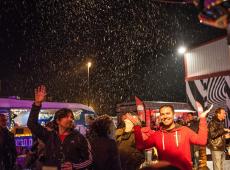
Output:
top-left (127, 103), bottom-right (212, 170)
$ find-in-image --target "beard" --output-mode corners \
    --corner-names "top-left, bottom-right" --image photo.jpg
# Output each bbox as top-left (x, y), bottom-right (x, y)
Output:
top-left (161, 118), bottom-right (174, 129)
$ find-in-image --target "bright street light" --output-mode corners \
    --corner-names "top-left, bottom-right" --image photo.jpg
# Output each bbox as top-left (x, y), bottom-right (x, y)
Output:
top-left (177, 46), bottom-right (187, 55)
top-left (87, 62), bottom-right (92, 68)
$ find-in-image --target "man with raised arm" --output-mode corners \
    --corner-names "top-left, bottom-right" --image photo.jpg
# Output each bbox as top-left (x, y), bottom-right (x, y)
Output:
top-left (27, 85), bottom-right (92, 170)
top-left (127, 103), bottom-right (212, 170)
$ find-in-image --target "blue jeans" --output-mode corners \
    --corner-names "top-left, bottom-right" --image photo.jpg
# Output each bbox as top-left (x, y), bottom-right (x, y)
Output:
top-left (211, 150), bottom-right (225, 170)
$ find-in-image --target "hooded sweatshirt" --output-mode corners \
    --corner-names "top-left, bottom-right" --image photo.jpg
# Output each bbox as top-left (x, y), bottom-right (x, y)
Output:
top-left (133, 118), bottom-right (207, 170)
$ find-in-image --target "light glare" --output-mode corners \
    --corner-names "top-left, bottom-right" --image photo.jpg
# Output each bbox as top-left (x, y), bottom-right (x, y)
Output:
top-left (87, 62), bottom-right (92, 68)
top-left (178, 46), bottom-right (187, 54)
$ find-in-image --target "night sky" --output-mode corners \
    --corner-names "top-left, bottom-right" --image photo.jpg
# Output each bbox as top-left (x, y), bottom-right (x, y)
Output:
top-left (0, 0), bottom-right (226, 115)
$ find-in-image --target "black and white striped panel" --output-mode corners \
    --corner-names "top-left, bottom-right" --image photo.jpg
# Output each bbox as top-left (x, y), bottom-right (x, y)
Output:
top-left (206, 76), bottom-right (227, 104)
top-left (186, 76), bottom-right (230, 123)
top-left (225, 76), bottom-right (230, 120)
top-left (186, 80), bottom-right (205, 111)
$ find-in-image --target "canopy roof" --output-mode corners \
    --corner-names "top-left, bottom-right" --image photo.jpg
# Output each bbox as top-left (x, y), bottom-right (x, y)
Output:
top-left (0, 98), bottom-right (94, 112)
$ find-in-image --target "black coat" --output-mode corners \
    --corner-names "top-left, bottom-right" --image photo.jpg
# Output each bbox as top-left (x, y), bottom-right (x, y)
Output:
top-left (116, 129), bottom-right (144, 170)
top-left (208, 116), bottom-right (227, 151)
top-left (0, 127), bottom-right (17, 170)
top-left (89, 137), bottom-right (121, 170)
top-left (27, 104), bottom-right (92, 170)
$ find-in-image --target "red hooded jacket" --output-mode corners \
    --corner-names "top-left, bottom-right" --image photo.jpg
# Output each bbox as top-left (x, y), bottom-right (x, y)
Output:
top-left (133, 118), bottom-right (208, 170)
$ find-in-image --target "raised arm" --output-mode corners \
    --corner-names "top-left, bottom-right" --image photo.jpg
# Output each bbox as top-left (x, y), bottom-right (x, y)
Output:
top-left (189, 102), bottom-right (213, 145)
top-left (27, 85), bottom-right (50, 142)
top-left (126, 113), bottom-right (155, 150)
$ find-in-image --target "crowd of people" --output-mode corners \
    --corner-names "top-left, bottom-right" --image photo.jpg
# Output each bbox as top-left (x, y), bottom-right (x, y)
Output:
top-left (0, 85), bottom-right (230, 170)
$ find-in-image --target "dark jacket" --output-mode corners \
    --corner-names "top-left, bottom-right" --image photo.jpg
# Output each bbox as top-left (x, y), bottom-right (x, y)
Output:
top-left (116, 128), bottom-right (144, 170)
top-left (208, 116), bottom-right (227, 151)
top-left (0, 127), bottom-right (17, 170)
top-left (27, 104), bottom-right (92, 170)
top-left (89, 137), bottom-right (121, 170)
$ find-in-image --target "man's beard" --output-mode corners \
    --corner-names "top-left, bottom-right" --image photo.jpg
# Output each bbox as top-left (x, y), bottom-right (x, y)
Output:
top-left (161, 119), bottom-right (174, 130)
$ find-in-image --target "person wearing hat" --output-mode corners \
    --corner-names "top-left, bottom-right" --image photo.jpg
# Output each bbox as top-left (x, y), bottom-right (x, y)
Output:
top-left (27, 85), bottom-right (92, 170)
top-left (0, 113), bottom-right (17, 170)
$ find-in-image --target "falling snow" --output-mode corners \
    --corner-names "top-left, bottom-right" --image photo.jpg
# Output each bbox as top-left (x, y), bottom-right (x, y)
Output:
top-left (0, 0), bottom-right (225, 114)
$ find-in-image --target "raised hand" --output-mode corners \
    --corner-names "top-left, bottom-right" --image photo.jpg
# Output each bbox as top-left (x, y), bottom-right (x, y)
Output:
top-left (34, 85), bottom-right (47, 106)
top-left (196, 101), bottom-right (203, 116)
top-left (125, 113), bottom-right (141, 126)
top-left (196, 101), bottom-right (213, 118)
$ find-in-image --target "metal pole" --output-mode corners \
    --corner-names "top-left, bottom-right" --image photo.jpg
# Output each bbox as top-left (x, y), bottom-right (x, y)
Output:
top-left (87, 65), bottom-right (90, 106)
